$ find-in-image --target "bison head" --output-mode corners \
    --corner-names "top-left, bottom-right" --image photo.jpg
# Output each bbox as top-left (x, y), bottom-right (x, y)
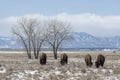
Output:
top-left (95, 61), bottom-right (100, 68)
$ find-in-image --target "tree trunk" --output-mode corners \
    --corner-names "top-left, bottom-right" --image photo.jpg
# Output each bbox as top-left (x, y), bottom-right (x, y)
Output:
top-left (34, 51), bottom-right (38, 59)
top-left (28, 54), bottom-right (32, 59)
top-left (33, 47), bottom-right (38, 59)
top-left (27, 52), bottom-right (32, 59)
top-left (28, 40), bottom-right (32, 59)
top-left (53, 48), bottom-right (57, 59)
top-left (36, 50), bottom-right (39, 59)
top-left (35, 45), bottom-right (42, 59)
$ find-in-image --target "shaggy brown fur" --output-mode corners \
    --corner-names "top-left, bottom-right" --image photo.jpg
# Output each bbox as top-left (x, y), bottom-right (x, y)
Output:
top-left (95, 54), bottom-right (105, 68)
top-left (39, 52), bottom-right (47, 65)
top-left (85, 54), bottom-right (93, 67)
top-left (60, 53), bottom-right (68, 65)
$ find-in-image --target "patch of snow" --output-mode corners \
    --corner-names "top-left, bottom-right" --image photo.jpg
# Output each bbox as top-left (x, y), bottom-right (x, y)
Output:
top-left (97, 73), bottom-right (102, 77)
top-left (54, 71), bottom-right (61, 75)
top-left (17, 72), bottom-right (24, 79)
top-left (93, 69), bottom-right (98, 73)
top-left (39, 77), bottom-right (44, 80)
top-left (86, 70), bottom-right (91, 74)
top-left (102, 76), bottom-right (119, 80)
top-left (104, 49), bottom-right (111, 51)
top-left (118, 60), bottom-right (120, 63)
top-left (24, 70), bottom-right (38, 75)
top-left (109, 69), bottom-right (113, 74)
top-left (101, 69), bottom-right (107, 73)
top-left (40, 71), bottom-right (50, 78)
top-left (69, 77), bottom-right (74, 80)
top-left (83, 73), bottom-right (88, 76)
top-left (66, 71), bottom-right (72, 75)
top-left (12, 72), bottom-right (25, 79)
top-left (89, 68), bottom-right (98, 73)
top-left (0, 67), bottom-right (6, 73)
top-left (74, 71), bottom-right (83, 76)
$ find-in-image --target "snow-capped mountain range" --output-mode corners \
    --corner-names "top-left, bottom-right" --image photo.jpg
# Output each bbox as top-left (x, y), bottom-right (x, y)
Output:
top-left (0, 37), bottom-right (22, 49)
top-left (1, 32), bottom-right (120, 49)
top-left (64, 32), bottom-right (120, 49)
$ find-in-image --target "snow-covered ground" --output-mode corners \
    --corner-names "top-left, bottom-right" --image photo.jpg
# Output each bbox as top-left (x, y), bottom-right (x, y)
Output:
top-left (0, 59), bottom-right (120, 80)
top-left (0, 51), bottom-right (120, 80)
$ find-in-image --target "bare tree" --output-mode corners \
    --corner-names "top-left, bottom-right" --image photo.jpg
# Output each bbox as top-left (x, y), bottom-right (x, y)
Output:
top-left (12, 17), bottom-right (46, 59)
top-left (31, 24), bottom-right (48, 59)
top-left (45, 19), bottom-right (72, 59)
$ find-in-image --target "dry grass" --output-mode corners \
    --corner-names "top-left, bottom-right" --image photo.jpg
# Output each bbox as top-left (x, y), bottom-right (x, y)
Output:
top-left (0, 50), bottom-right (120, 80)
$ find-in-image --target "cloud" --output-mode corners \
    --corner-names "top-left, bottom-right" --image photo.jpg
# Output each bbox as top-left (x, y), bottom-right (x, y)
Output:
top-left (1, 13), bottom-right (120, 37)
top-left (55, 13), bottom-right (120, 37)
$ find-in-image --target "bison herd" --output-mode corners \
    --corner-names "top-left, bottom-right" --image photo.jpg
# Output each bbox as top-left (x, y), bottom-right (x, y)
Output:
top-left (85, 54), bottom-right (105, 68)
top-left (39, 52), bottom-right (105, 68)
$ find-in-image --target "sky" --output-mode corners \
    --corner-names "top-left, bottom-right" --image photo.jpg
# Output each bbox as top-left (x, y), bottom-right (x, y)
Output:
top-left (0, 0), bottom-right (120, 37)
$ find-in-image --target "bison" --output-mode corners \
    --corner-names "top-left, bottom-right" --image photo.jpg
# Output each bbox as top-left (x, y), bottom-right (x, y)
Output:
top-left (60, 53), bottom-right (68, 65)
top-left (39, 52), bottom-right (47, 65)
top-left (85, 54), bottom-right (93, 67)
top-left (95, 54), bottom-right (105, 68)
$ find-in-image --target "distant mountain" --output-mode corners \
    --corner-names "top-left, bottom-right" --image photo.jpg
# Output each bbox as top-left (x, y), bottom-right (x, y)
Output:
top-left (62, 32), bottom-right (120, 49)
top-left (0, 37), bottom-right (21, 49)
top-left (1, 32), bottom-right (120, 49)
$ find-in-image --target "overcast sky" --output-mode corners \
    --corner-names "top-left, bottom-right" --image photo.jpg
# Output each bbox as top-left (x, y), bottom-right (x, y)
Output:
top-left (0, 0), bottom-right (120, 37)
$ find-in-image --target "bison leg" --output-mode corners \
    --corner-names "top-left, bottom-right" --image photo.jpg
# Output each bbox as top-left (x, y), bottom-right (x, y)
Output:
top-left (40, 59), bottom-right (44, 65)
top-left (66, 60), bottom-right (68, 64)
top-left (99, 59), bottom-right (104, 67)
top-left (90, 62), bottom-right (93, 67)
top-left (85, 60), bottom-right (88, 66)
top-left (95, 62), bottom-right (100, 68)
top-left (64, 58), bottom-right (67, 64)
top-left (44, 58), bottom-right (46, 65)
top-left (100, 61), bottom-right (104, 67)
top-left (60, 60), bottom-right (65, 65)
top-left (86, 62), bottom-right (89, 66)
top-left (88, 62), bottom-right (92, 67)
top-left (40, 59), bottom-right (42, 65)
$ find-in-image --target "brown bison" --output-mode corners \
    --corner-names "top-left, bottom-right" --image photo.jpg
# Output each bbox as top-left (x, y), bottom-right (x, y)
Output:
top-left (39, 52), bottom-right (47, 65)
top-left (85, 54), bottom-right (93, 67)
top-left (95, 54), bottom-right (105, 68)
top-left (60, 53), bottom-right (68, 65)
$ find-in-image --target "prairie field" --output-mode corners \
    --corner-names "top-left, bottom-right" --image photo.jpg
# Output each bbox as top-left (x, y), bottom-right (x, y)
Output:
top-left (0, 50), bottom-right (120, 80)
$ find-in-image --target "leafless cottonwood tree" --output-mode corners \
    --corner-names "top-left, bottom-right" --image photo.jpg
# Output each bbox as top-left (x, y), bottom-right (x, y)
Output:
top-left (31, 25), bottom-right (47, 59)
top-left (46, 19), bottom-right (72, 59)
top-left (12, 17), bottom-right (46, 59)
